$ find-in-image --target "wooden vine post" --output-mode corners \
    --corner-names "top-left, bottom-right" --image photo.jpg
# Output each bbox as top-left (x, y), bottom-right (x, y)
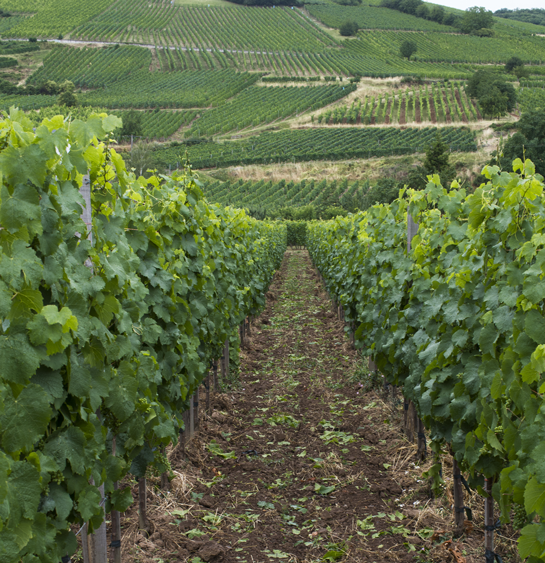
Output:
top-left (79, 177), bottom-right (108, 563)
top-left (452, 459), bottom-right (465, 534)
top-left (484, 477), bottom-right (496, 562)
top-left (189, 392), bottom-right (195, 438)
top-left (221, 339), bottom-right (229, 384)
top-left (138, 478), bottom-right (147, 531)
top-left (206, 366), bottom-right (211, 412)
top-left (407, 213), bottom-right (426, 460)
top-left (194, 387), bottom-right (200, 431)
top-left (213, 360), bottom-right (219, 392)
top-left (111, 437), bottom-right (122, 563)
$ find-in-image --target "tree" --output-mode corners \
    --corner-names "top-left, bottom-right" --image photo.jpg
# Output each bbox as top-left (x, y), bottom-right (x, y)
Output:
top-left (339, 20), bottom-right (359, 36)
top-left (505, 56), bottom-right (524, 73)
top-left (442, 12), bottom-right (459, 26)
top-left (57, 80), bottom-right (77, 107)
top-left (119, 110), bottom-right (143, 138)
top-left (400, 40), bottom-right (417, 61)
top-left (415, 4), bottom-right (429, 19)
top-left (399, 0), bottom-right (421, 15)
top-left (479, 88), bottom-right (509, 118)
top-left (460, 6), bottom-right (494, 34)
top-left (498, 110), bottom-right (545, 176)
top-left (430, 5), bottom-right (445, 23)
top-left (407, 132), bottom-right (455, 189)
top-left (39, 80), bottom-right (58, 95)
top-left (129, 141), bottom-right (155, 177)
top-left (466, 69), bottom-right (517, 117)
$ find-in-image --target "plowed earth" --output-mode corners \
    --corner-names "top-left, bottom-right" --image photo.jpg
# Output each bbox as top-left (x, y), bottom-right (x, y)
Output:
top-left (114, 251), bottom-right (519, 563)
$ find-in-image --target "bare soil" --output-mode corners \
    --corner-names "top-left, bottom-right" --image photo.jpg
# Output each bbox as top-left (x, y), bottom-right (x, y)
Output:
top-left (415, 96), bottom-right (421, 124)
top-left (453, 90), bottom-right (469, 123)
top-left (429, 96), bottom-right (437, 124)
top-left (109, 251), bottom-right (522, 563)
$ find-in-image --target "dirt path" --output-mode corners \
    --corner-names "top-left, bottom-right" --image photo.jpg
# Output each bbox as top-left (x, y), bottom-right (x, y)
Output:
top-left (116, 251), bottom-right (502, 563)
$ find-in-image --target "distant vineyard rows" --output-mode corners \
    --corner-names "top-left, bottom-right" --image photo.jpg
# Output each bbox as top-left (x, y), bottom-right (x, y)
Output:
top-left (152, 126), bottom-right (477, 170)
top-left (318, 82), bottom-right (480, 126)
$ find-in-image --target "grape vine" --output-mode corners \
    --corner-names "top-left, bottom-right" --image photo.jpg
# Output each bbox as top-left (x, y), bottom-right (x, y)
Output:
top-left (0, 108), bottom-right (286, 561)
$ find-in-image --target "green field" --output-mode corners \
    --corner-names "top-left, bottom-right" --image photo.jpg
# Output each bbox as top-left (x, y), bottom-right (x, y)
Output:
top-left (3, 0), bottom-right (115, 37)
top-left (317, 81), bottom-right (480, 125)
top-left (186, 83), bottom-right (355, 137)
top-left (307, 4), bottom-right (452, 32)
top-left (349, 30), bottom-right (545, 64)
top-left (72, 1), bottom-right (336, 51)
top-left (204, 176), bottom-right (363, 212)
top-left (151, 126), bottom-right (477, 169)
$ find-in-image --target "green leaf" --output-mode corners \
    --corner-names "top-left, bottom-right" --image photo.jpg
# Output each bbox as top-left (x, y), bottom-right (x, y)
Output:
top-left (519, 524), bottom-right (545, 559)
top-left (525, 310), bottom-right (545, 345)
top-left (0, 240), bottom-right (43, 291)
top-left (76, 485), bottom-right (102, 521)
top-left (108, 486), bottom-right (133, 512)
top-left (43, 426), bottom-right (86, 474)
top-left (479, 323), bottom-right (499, 355)
top-left (314, 483), bottom-right (335, 495)
top-left (0, 144), bottom-right (48, 188)
top-left (102, 115), bottom-right (122, 133)
top-left (48, 483), bottom-right (74, 521)
top-left (70, 116), bottom-right (105, 148)
top-left (0, 183), bottom-right (42, 237)
top-left (0, 384), bottom-right (51, 453)
top-left (525, 477), bottom-right (545, 519)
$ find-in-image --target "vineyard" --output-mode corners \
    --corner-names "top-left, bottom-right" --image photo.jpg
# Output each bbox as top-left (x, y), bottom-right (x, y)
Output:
top-left (151, 126), bottom-right (477, 169)
top-left (80, 69), bottom-right (260, 109)
top-left (519, 85), bottom-right (545, 112)
top-left (25, 105), bottom-right (198, 139)
top-left (3, 0), bottom-right (115, 37)
top-left (317, 81), bottom-right (481, 125)
top-left (306, 4), bottom-right (452, 32)
top-left (204, 177), bottom-right (362, 212)
top-left (28, 45), bottom-right (151, 88)
top-left (71, 1), bottom-right (336, 52)
top-left (349, 30), bottom-right (545, 64)
top-left (185, 84), bottom-right (355, 137)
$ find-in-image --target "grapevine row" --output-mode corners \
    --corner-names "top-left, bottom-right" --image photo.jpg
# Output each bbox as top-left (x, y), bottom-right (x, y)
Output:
top-left (0, 109), bottom-right (286, 562)
top-left (306, 162), bottom-right (545, 562)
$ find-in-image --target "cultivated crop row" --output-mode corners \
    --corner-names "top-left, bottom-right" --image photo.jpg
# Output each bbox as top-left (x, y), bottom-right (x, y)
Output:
top-left (152, 126), bottom-right (477, 169)
top-left (72, 0), bottom-right (335, 52)
top-left (306, 161), bottom-right (545, 563)
top-left (79, 69), bottom-right (260, 109)
top-left (204, 177), bottom-right (368, 213)
top-left (318, 82), bottom-right (479, 125)
top-left (187, 84), bottom-right (354, 137)
top-left (0, 110), bottom-right (286, 563)
top-left (3, 0), bottom-right (115, 38)
top-left (25, 104), bottom-right (197, 139)
top-left (518, 85), bottom-right (545, 112)
top-left (0, 39), bottom-right (40, 55)
top-left (352, 30), bottom-right (545, 64)
top-left (28, 45), bottom-right (150, 89)
top-left (306, 4), bottom-right (450, 32)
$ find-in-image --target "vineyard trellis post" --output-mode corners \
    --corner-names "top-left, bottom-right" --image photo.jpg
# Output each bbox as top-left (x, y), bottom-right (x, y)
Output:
top-left (452, 459), bottom-right (465, 534)
top-left (80, 177), bottom-right (108, 563)
top-left (138, 478), bottom-right (148, 531)
top-left (407, 213), bottom-right (426, 460)
top-left (111, 437), bottom-right (122, 563)
top-left (189, 392), bottom-right (195, 437)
